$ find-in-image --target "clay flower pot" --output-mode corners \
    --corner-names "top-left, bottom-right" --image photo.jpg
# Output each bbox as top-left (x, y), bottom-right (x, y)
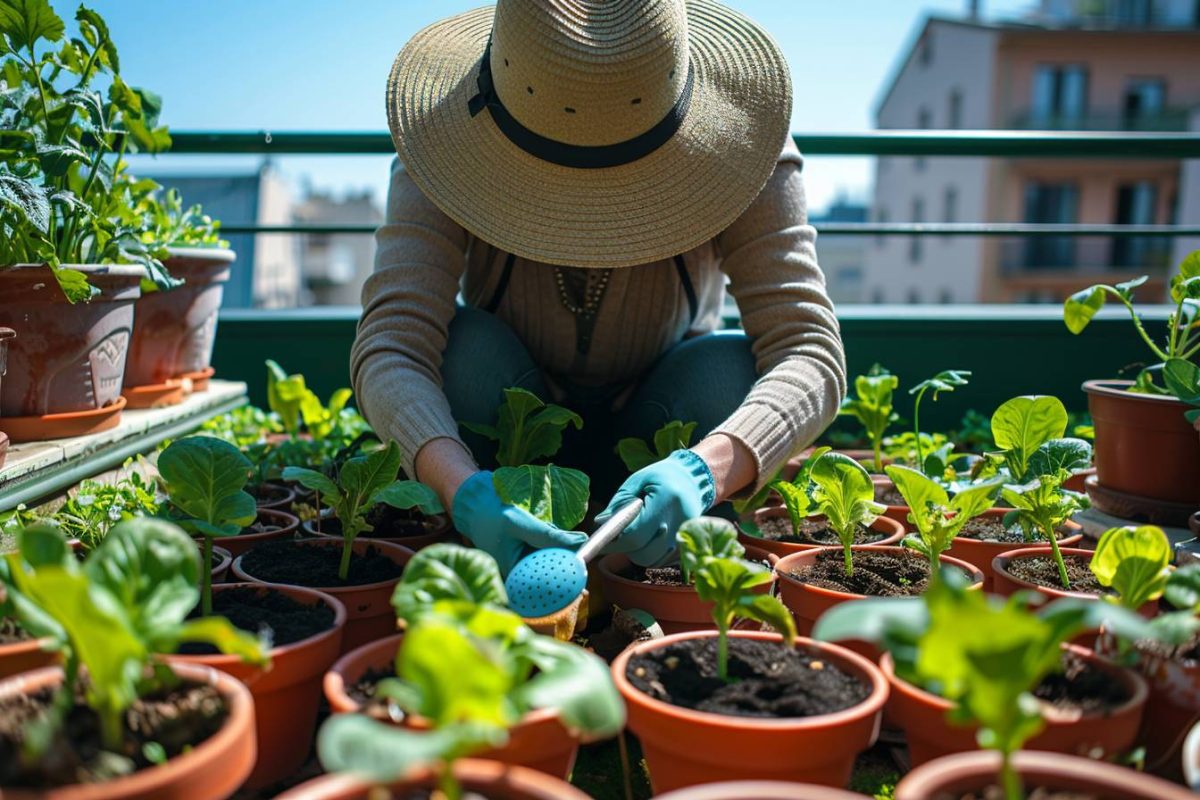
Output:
top-left (882, 645), bottom-right (1147, 766)
top-left (992, 546), bottom-right (1099, 603)
top-left (895, 750), bottom-right (1195, 800)
top-left (784, 449), bottom-right (890, 480)
top-left (253, 482), bottom-right (296, 511)
top-left (323, 633), bottom-right (580, 779)
top-left (738, 509), bottom-right (905, 559)
top-left (0, 635), bottom-right (58, 681)
top-left (1184, 717), bottom-right (1200, 789)
top-left (123, 248), bottom-right (234, 408)
top-left (869, 475), bottom-right (911, 526)
top-left (211, 545), bottom-right (233, 583)
top-left (275, 758), bottom-right (590, 800)
top-left (0, 662), bottom-right (255, 800)
top-left (213, 508), bottom-right (300, 559)
top-left (654, 782), bottom-right (870, 800)
top-left (302, 513), bottom-right (453, 553)
top-left (167, 583), bottom-right (344, 791)
top-left (0, 264), bottom-right (144, 441)
top-left (0, 326), bottom-right (13, 466)
top-left (1085, 379), bottom-right (1200, 507)
top-left (613, 630), bottom-right (887, 793)
top-left (774, 546), bottom-right (983, 660)
top-left (233, 538), bottom-right (413, 653)
top-left (945, 509), bottom-right (1083, 591)
top-left (595, 545), bottom-right (778, 635)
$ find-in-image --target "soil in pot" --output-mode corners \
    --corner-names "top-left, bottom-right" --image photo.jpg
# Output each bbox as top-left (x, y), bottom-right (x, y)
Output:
top-left (0, 677), bottom-right (226, 788)
top-left (1004, 554), bottom-right (1104, 594)
top-left (250, 483), bottom-right (294, 509)
top-left (958, 516), bottom-right (1076, 545)
top-left (583, 608), bottom-right (657, 663)
top-left (0, 617), bottom-right (32, 644)
top-left (757, 517), bottom-right (886, 547)
top-left (311, 506), bottom-right (446, 540)
top-left (785, 550), bottom-right (939, 597)
top-left (239, 540), bottom-right (402, 587)
top-left (622, 553), bottom-right (773, 588)
top-left (1033, 651), bottom-right (1129, 714)
top-left (626, 636), bottom-right (869, 718)
top-left (176, 586), bottom-right (335, 655)
top-left (875, 484), bottom-right (905, 506)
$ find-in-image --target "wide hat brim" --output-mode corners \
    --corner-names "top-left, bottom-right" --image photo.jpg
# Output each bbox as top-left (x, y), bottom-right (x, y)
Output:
top-left (387, 1), bottom-right (792, 268)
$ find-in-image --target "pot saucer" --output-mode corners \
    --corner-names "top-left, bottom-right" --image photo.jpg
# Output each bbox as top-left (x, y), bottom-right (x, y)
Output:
top-left (123, 378), bottom-right (186, 409)
top-left (0, 430), bottom-right (8, 468)
top-left (1086, 475), bottom-right (1196, 528)
top-left (180, 365), bottom-right (216, 392)
top-left (2, 396), bottom-right (126, 442)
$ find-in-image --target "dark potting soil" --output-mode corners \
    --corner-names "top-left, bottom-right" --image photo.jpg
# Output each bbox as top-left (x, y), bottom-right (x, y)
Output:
top-left (0, 678), bottom-right (226, 788)
top-left (583, 609), bottom-right (656, 663)
top-left (349, 665), bottom-right (393, 706)
top-left (1033, 651), bottom-right (1129, 714)
top-left (1005, 554), bottom-right (1103, 594)
top-left (1134, 629), bottom-right (1200, 663)
top-left (315, 505), bottom-right (439, 540)
top-left (622, 557), bottom-right (772, 587)
top-left (176, 587), bottom-right (335, 655)
top-left (943, 789), bottom-right (1097, 800)
top-left (627, 636), bottom-right (869, 718)
top-left (0, 616), bottom-right (31, 644)
top-left (240, 519), bottom-right (282, 536)
top-left (758, 516), bottom-right (885, 546)
top-left (787, 550), bottom-right (941, 597)
top-left (251, 484), bottom-right (290, 506)
top-left (239, 540), bottom-right (403, 587)
top-left (875, 485), bottom-right (906, 506)
top-left (959, 516), bottom-right (1073, 544)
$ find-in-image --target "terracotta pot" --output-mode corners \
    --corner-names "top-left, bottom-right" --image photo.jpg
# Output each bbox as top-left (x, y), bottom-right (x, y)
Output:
top-left (774, 546), bottom-right (983, 660)
top-left (945, 509), bottom-right (1083, 591)
top-left (212, 545), bottom-right (232, 583)
top-left (595, 545), bottom-right (779, 635)
top-left (168, 583), bottom-right (343, 790)
top-left (0, 636), bottom-right (57, 681)
top-left (1063, 466), bottom-right (1097, 493)
top-left (0, 326), bottom-right (13, 466)
top-left (1184, 717), bottom-right (1200, 789)
top-left (868, 475), bottom-right (911, 527)
top-left (233, 538), bottom-right (413, 653)
top-left (211, 508), bottom-right (300, 559)
top-left (0, 265), bottom-right (144, 441)
top-left (654, 782), bottom-right (869, 800)
top-left (275, 758), bottom-right (590, 800)
top-left (0, 661), bottom-right (255, 800)
top-left (323, 633), bottom-right (580, 779)
top-left (882, 644), bottom-right (1147, 766)
top-left (785, 449), bottom-right (890, 481)
top-left (895, 750), bottom-right (1194, 800)
top-left (1085, 379), bottom-right (1200, 506)
top-left (738, 509), bottom-right (905, 559)
top-left (613, 630), bottom-right (887, 793)
top-left (123, 249), bottom-right (234, 400)
top-left (302, 513), bottom-right (453, 553)
top-left (253, 482), bottom-right (296, 511)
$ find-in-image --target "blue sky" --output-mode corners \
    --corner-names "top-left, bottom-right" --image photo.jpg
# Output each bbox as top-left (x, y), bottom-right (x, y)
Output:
top-left (56, 0), bottom-right (1035, 213)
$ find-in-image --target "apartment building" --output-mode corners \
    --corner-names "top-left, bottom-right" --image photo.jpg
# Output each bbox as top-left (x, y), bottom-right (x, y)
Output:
top-left (864, 0), bottom-right (1200, 303)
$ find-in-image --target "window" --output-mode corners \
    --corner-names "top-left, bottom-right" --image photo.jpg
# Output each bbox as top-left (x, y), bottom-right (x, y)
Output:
top-left (948, 89), bottom-right (963, 129)
top-left (1023, 182), bottom-right (1078, 267)
top-left (1112, 181), bottom-right (1164, 268)
top-left (915, 107), bottom-right (931, 172)
top-left (909, 197), bottom-right (924, 264)
top-left (907, 288), bottom-right (921, 304)
top-left (938, 288), bottom-right (953, 304)
top-left (943, 187), bottom-right (958, 223)
top-left (1031, 65), bottom-right (1088, 126)
top-left (1123, 78), bottom-right (1166, 128)
top-left (871, 287), bottom-right (885, 304)
top-left (876, 207), bottom-right (889, 247)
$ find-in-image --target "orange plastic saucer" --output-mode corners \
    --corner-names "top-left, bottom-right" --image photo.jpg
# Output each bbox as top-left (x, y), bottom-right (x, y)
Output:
top-left (3, 396), bottom-right (126, 442)
top-left (180, 366), bottom-right (216, 392)
top-left (123, 378), bottom-right (186, 409)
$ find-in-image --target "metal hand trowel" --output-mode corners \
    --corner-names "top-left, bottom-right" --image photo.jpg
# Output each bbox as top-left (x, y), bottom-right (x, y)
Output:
top-left (505, 498), bottom-right (644, 619)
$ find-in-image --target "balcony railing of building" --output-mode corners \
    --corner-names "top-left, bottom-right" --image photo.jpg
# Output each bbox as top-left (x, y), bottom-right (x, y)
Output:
top-left (1009, 109), bottom-right (1194, 132)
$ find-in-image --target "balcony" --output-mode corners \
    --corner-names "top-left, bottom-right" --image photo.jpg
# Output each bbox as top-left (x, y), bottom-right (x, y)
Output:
top-left (1009, 109), bottom-right (1193, 132)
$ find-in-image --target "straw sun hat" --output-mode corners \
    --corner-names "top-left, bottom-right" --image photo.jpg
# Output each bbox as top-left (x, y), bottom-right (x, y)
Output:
top-left (387, 0), bottom-right (793, 268)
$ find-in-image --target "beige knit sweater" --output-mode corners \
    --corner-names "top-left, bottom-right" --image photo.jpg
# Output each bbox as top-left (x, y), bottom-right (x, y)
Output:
top-left (351, 138), bottom-right (846, 492)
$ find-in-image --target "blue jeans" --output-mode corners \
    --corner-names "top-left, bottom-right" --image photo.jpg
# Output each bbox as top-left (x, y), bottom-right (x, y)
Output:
top-left (441, 306), bottom-right (757, 500)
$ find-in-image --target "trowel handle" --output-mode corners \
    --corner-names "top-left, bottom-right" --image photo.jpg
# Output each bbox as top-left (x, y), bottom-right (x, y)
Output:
top-left (577, 497), bottom-right (644, 564)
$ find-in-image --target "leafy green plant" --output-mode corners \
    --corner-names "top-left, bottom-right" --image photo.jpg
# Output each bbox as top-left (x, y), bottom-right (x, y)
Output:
top-left (283, 440), bottom-right (444, 581)
top-left (1001, 471), bottom-right (1089, 590)
top-left (391, 543), bottom-right (509, 628)
top-left (53, 466), bottom-right (160, 550)
top-left (158, 436), bottom-right (256, 616)
top-left (989, 395), bottom-right (1071, 482)
top-left (265, 359), bottom-right (354, 441)
top-left (1064, 250), bottom-right (1200, 394)
top-left (1, 519), bottom-right (265, 756)
top-left (461, 387), bottom-right (582, 468)
top-left (491, 463), bottom-right (590, 532)
top-left (886, 465), bottom-right (1002, 579)
top-left (0, 0), bottom-right (175, 300)
top-left (1163, 358), bottom-right (1200, 425)
top-left (815, 572), bottom-right (1158, 800)
top-left (200, 404), bottom-right (281, 448)
top-left (137, 187), bottom-right (226, 249)
top-left (616, 419), bottom-right (697, 473)
top-left (676, 516), bottom-right (744, 585)
top-left (839, 364), bottom-right (900, 473)
top-left (907, 370), bottom-right (971, 474)
top-left (1090, 525), bottom-right (1172, 610)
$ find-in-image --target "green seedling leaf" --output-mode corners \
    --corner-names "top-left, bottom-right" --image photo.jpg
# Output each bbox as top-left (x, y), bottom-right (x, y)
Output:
top-left (616, 420), bottom-right (697, 473)
top-left (511, 634), bottom-right (626, 738)
top-left (676, 516), bottom-right (744, 585)
top-left (1026, 438), bottom-right (1092, 478)
top-left (810, 452), bottom-right (885, 576)
top-left (1063, 285), bottom-right (1109, 334)
top-left (887, 464), bottom-right (1001, 573)
top-left (1164, 359), bottom-right (1200, 408)
top-left (373, 480), bottom-right (444, 516)
top-left (1090, 525), bottom-right (1171, 610)
top-left (463, 387), bottom-right (582, 467)
top-left (693, 555), bottom-right (795, 680)
top-left (990, 395), bottom-right (1069, 481)
top-left (493, 464), bottom-right (590, 531)
top-left (158, 436), bottom-right (257, 539)
top-left (1165, 564), bottom-right (1200, 612)
top-left (391, 543), bottom-right (508, 627)
top-left (839, 364), bottom-right (900, 473)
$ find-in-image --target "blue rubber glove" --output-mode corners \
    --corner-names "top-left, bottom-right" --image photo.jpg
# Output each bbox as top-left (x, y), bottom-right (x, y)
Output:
top-left (451, 471), bottom-right (588, 576)
top-left (596, 449), bottom-right (716, 567)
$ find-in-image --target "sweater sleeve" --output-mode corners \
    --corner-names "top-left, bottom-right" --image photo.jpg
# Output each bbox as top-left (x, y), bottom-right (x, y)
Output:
top-left (711, 143), bottom-right (848, 492)
top-left (350, 158), bottom-right (470, 477)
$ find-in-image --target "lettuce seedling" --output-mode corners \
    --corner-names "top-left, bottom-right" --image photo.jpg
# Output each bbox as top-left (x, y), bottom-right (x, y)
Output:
top-left (886, 465), bottom-right (1002, 579)
top-left (391, 543), bottom-right (510, 629)
top-left (159, 436), bottom-right (257, 615)
top-left (266, 359), bottom-right (355, 440)
top-left (283, 441), bottom-right (444, 581)
top-left (1089, 525), bottom-right (1172, 611)
top-left (1064, 250), bottom-right (1200, 394)
top-left (989, 395), bottom-right (1071, 482)
top-left (815, 573), bottom-right (1158, 800)
top-left (492, 463), bottom-right (590, 532)
top-left (1164, 358), bottom-right (1200, 425)
top-left (1001, 471), bottom-right (1088, 590)
top-left (908, 370), bottom-right (970, 474)
top-left (785, 452), bottom-right (885, 577)
top-left (616, 419), bottom-right (698, 473)
top-left (461, 387), bottom-right (583, 468)
top-left (676, 517), bottom-right (744, 585)
top-left (839, 364), bottom-right (900, 473)
top-left (1, 520), bottom-right (265, 754)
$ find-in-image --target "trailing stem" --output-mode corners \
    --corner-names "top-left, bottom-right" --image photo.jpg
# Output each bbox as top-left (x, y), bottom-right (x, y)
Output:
top-left (1041, 520), bottom-right (1070, 589)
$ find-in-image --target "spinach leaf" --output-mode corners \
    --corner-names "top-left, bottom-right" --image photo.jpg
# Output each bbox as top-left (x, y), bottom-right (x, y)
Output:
top-left (1090, 525), bottom-right (1171, 611)
top-left (887, 464), bottom-right (1001, 576)
top-left (391, 543), bottom-right (509, 628)
top-left (908, 370), bottom-right (970, 474)
top-left (989, 395), bottom-right (1068, 481)
top-left (616, 419), bottom-right (697, 473)
top-left (692, 556), bottom-right (795, 681)
top-left (492, 464), bottom-right (590, 531)
top-left (461, 387), bottom-right (582, 467)
top-left (839, 364), bottom-right (899, 473)
top-left (676, 516), bottom-right (743, 585)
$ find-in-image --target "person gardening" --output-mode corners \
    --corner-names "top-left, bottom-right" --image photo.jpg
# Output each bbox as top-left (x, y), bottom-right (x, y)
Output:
top-left (352, 0), bottom-right (846, 574)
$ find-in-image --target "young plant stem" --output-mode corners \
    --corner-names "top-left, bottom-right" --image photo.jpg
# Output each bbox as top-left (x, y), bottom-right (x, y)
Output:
top-left (872, 438), bottom-right (883, 474)
top-left (201, 536), bottom-right (214, 616)
top-left (1114, 290), bottom-right (1169, 362)
top-left (338, 537), bottom-right (353, 582)
top-left (1040, 520), bottom-right (1070, 589)
top-left (843, 543), bottom-right (855, 578)
top-left (1000, 749), bottom-right (1023, 800)
top-left (716, 618), bottom-right (730, 682)
top-left (912, 387), bottom-right (926, 469)
top-left (438, 763), bottom-right (462, 800)
top-left (100, 704), bottom-right (124, 752)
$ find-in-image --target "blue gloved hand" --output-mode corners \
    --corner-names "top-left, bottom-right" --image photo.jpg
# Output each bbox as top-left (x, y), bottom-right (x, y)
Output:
top-left (596, 449), bottom-right (716, 567)
top-left (451, 471), bottom-right (588, 575)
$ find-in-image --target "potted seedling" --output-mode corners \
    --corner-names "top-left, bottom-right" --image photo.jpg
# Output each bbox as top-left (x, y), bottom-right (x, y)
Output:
top-left (837, 364), bottom-right (900, 474)
top-left (0, 519), bottom-right (264, 797)
top-left (617, 419), bottom-right (698, 472)
top-left (1064, 250), bottom-right (1200, 511)
top-left (597, 517), bottom-right (778, 635)
top-left (49, 465), bottom-right (161, 550)
top-left (815, 571), bottom-right (1154, 778)
top-left (613, 529), bottom-right (886, 793)
top-left (0, 1), bottom-right (174, 440)
top-left (771, 452), bottom-right (980, 646)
